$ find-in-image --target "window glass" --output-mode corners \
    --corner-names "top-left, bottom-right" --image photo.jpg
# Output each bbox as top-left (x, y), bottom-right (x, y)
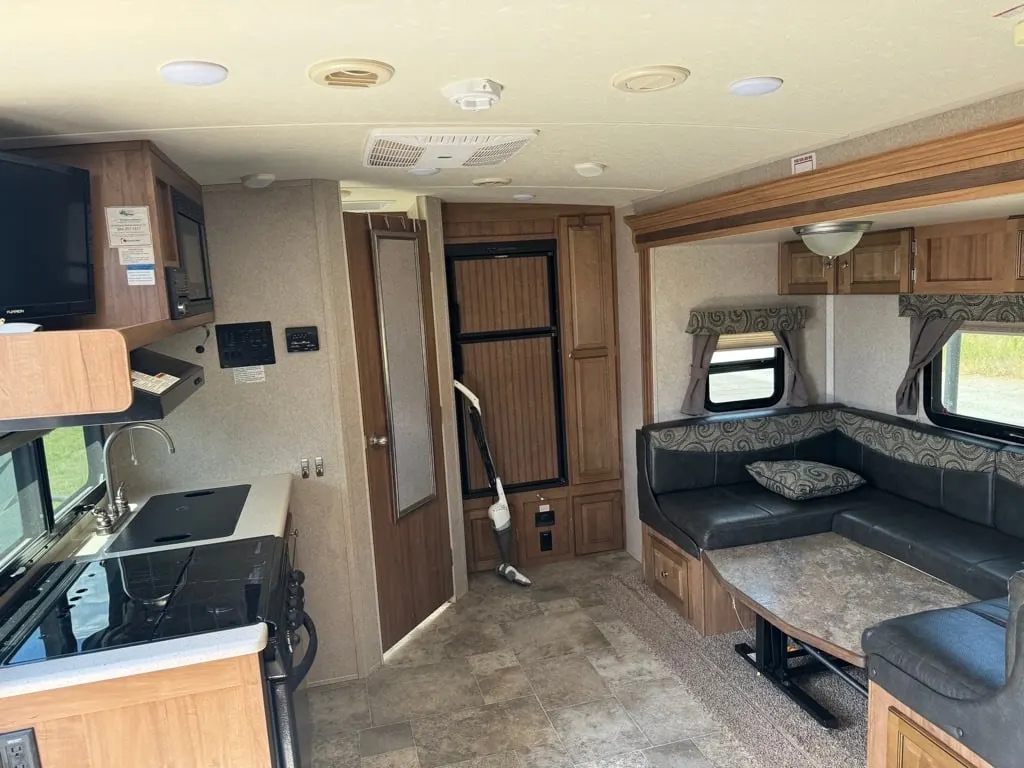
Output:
top-left (928, 329), bottom-right (1024, 436)
top-left (0, 447), bottom-right (46, 567)
top-left (42, 427), bottom-right (97, 516)
top-left (706, 344), bottom-right (785, 412)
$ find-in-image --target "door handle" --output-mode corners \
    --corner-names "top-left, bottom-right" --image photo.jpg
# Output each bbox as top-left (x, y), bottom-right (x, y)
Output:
top-left (369, 434), bottom-right (389, 447)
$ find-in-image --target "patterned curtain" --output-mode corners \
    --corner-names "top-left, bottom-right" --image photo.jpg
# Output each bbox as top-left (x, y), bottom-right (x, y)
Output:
top-left (685, 306), bottom-right (808, 335)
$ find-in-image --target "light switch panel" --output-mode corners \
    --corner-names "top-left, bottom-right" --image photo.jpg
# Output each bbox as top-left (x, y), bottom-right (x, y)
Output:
top-left (1, 728), bottom-right (41, 768)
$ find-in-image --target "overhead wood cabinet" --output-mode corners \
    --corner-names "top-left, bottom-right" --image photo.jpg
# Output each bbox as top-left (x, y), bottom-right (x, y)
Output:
top-left (913, 218), bottom-right (1024, 294)
top-left (779, 229), bottom-right (911, 295)
top-left (778, 240), bottom-right (835, 295)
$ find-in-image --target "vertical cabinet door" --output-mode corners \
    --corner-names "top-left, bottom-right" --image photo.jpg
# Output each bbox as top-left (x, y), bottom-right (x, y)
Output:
top-left (573, 491), bottom-right (624, 555)
top-left (465, 506), bottom-right (505, 572)
top-left (836, 229), bottom-right (911, 294)
top-left (779, 241), bottom-right (835, 295)
top-left (558, 215), bottom-right (622, 486)
top-left (912, 219), bottom-right (1017, 294)
top-left (1011, 221), bottom-right (1024, 293)
top-left (885, 711), bottom-right (971, 768)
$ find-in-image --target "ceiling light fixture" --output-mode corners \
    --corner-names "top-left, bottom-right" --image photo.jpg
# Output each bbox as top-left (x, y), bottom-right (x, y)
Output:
top-left (472, 177), bottom-right (511, 187)
top-left (794, 221), bottom-right (874, 258)
top-left (574, 162), bottom-right (606, 178)
top-left (408, 167), bottom-right (440, 176)
top-left (512, 193), bottom-right (535, 201)
top-left (729, 76), bottom-right (784, 96)
top-left (308, 59), bottom-right (395, 88)
top-left (241, 173), bottom-right (276, 189)
top-left (159, 61), bottom-right (229, 86)
top-left (442, 78), bottom-right (504, 111)
top-left (612, 65), bottom-right (690, 93)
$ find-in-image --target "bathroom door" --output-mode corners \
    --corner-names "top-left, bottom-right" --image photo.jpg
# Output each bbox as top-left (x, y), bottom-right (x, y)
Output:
top-left (345, 213), bottom-right (453, 651)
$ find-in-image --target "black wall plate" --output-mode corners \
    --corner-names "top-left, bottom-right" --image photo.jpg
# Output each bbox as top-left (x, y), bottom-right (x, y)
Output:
top-left (215, 321), bottom-right (276, 368)
top-left (285, 326), bottom-right (320, 353)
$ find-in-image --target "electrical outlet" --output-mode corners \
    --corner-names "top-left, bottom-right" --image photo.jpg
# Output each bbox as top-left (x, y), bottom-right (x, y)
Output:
top-left (1, 729), bottom-right (41, 768)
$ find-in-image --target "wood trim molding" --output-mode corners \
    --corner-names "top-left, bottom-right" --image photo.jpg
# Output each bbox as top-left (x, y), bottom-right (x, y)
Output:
top-left (625, 118), bottom-right (1024, 248)
top-left (638, 247), bottom-right (654, 424)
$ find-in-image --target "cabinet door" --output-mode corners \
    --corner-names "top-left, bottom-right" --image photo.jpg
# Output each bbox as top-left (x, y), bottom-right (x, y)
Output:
top-left (518, 495), bottom-right (573, 564)
top-left (837, 229), bottom-right (911, 294)
top-left (779, 241), bottom-right (835, 294)
top-left (573, 491), bottom-right (624, 555)
top-left (912, 219), bottom-right (1016, 294)
top-left (1011, 222), bottom-right (1024, 293)
top-left (465, 506), bottom-right (504, 572)
top-left (559, 215), bottom-right (622, 485)
top-left (886, 711), bottom-right (971, 768)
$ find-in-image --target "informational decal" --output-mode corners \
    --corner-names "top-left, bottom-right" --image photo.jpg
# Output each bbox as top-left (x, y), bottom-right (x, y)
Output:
top-left (791, 152), bottom-right (817, 175)
top-left (105, 205), bottom-right (153, 247)
top-left (118, 244), bottom-right (156, 265)
top-left (131, 371), bottom-right (180, 394)
top-left (233, 365), bottom-right (266, 384)
top-left (125, 264), bottom-right (157, 286)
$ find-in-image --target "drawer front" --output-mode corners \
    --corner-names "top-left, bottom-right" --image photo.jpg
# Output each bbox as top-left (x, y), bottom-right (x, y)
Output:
top-left (651, 542), bottom-right (687, 604)
top-left (886, 710), bottom-right (972, 768)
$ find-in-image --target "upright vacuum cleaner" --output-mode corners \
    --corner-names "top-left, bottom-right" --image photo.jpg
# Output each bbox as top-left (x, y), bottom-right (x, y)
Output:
top-left (454, 380), bottom-right (532, 587)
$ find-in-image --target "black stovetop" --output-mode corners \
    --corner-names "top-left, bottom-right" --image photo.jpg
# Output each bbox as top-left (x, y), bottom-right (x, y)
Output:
top-left (0, 536), bottom-right (284, 667)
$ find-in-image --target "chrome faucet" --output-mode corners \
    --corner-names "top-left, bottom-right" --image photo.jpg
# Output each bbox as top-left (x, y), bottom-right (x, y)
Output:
top-left (95, 422), bottom-right (176, 533)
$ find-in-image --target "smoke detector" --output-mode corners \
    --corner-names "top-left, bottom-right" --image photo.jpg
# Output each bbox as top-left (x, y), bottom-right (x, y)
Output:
top-left (364, 128), bottom-right (537, 169)
top-left (442, 78), bottom-right (504, 111)
top-left (574, 162), bottom-right (606, 178)
top-left (612, 66), bottom-right (690, 93)
top-left (472, 177), bottom-right (511, 187)
top-left (308, 59), bottom-right (395, 88)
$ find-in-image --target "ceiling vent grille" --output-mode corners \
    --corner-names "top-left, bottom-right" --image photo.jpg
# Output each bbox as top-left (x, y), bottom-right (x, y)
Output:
top-left (363, 128), bottom-right (538, 169)
top-left (309, 59), bottom-right (395, 89)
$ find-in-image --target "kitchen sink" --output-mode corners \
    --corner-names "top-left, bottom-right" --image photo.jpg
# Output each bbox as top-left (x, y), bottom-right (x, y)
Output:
top-left (106, 484), bottom-right (251, 553)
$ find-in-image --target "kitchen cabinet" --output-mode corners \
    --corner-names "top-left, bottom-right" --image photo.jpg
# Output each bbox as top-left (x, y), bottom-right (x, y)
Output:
top-left (559, 214), bottom-right (622, 486)
top-left (465, 503), bottom-right (506, 572)
top-left (885, 710), bottom-right (972, 768)
top-left (19, 141), bottom-right (213, 349)
top-left (778, 240), bottom-right (835, 294)
top-left (912, 218), bottom-right (1022, 294)
top-left (779, 229), bottom-right (911, 295)
top-left (573, 490), bottom-right (624, 555)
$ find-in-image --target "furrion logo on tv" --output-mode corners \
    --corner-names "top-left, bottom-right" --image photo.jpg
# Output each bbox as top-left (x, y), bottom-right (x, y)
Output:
top-left (5, 308), bottom-right (26, 315)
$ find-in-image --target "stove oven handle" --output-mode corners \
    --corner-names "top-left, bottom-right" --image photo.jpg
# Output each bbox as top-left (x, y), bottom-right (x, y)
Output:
top-left (290, 614), bottom-right (319, 686)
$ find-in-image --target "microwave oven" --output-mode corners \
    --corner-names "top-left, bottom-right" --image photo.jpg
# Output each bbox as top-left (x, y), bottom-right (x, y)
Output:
top-left (167, 188), bottom-right (214, 319)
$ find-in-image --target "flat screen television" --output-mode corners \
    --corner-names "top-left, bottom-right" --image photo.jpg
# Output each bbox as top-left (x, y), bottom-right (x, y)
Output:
top-left (0, 151), bottom-right (93, 322)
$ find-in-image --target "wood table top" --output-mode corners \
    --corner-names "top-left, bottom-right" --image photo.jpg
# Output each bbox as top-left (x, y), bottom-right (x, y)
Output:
top-left (704, 533), bottom-right (975, 667)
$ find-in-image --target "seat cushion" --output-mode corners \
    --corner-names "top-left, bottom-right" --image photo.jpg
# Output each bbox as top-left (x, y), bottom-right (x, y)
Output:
top-left (862, 602), bottom-right (1007, 700)
top-left (654, 483), bottom-right (877, 551)
top-left (834, 498), bottom-right (1024, 599)
top-left (746, 460), bottom-right (865, 501)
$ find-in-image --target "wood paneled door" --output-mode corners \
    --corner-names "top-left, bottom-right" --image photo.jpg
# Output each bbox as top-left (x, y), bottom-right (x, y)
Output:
top-left (778, 241), bottom-right (835, 295)
top-left (837, 229), bottom-right (912, 294)
top-left (912, 219), bottom-right (1020, 294)
top-left (345, 213), bottom-right (453, 651)
top-left (559, 214), bottom-right (622, 486)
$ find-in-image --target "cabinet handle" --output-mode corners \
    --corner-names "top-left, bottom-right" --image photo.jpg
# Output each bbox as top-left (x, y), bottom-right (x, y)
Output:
top-left (840, 261), bottom-right (849, 269)
top-left (660, 570), bottom-right (670, 578)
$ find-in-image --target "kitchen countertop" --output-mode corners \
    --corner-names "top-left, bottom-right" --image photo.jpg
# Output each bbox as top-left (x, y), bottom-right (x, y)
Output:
top-left (0, 473), bottom-right (292, 699)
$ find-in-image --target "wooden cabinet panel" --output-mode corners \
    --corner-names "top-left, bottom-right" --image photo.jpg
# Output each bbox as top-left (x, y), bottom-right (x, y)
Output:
top-left (465, 504), bottom-right (504, 572)
top-left (573, 491), bottom-right (624, 555)
top-left (519, 496), bottom-right (573, 564)
top-left (886, 710), bottom-right (971, 768)
top-left (779, 241), bottom-right (835, 294)
top-left (567, 354), bottom-right (621, 484)
top-left (913, 219), bottom-right (1017, 294)
top-left (650, 539), bottom-right (688, 607)
top-left (1012, 226), bottom-right (1024, 292)
top-left (838, 229), bottom-right (911, 294)
top-left (561, 216), bottom-right (616, 352)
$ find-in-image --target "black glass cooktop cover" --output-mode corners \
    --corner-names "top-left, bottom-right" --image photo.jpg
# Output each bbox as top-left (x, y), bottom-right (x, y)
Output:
top-left (0, 536), bottom-right (283, 667)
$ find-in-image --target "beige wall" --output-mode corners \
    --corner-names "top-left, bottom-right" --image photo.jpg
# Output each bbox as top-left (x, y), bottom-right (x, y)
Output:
top-left (615, 207), bottom-right (644, 561)
top-left (120, 180), bottom-right (380, 685)
top-left (650, 242), bottom-right (827, 422)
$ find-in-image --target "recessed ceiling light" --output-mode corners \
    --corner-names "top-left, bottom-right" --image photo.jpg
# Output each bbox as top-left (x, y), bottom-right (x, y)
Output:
top-left (159, 61), bottom-right (229, 86)
top-left (442, 78), bottom-right (504, 111)
top-left (408, 167), bottom-right (440, 176)
top-left (241, 173), bottom-right (276, 189)
top-left (308, 59), bottom-right (395, 88)
top-left (512, 193), bottom-right (535, 201)
top-left (574, 162), bottom-right (606, 178)
top-left (612, 65), bottom-right (690, 93)
top-left (729, 76), bottom-right (784, 97)
top-left (472, 177), bottom-right (511, 187)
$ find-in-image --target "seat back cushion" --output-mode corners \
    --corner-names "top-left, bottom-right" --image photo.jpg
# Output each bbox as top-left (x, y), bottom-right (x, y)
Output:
top-left (835, 410), bottom-right (999, 526)
top-left (644, 408), bottom-right (837, 495)
top-left (995, 448), bottom-right (1024, 539)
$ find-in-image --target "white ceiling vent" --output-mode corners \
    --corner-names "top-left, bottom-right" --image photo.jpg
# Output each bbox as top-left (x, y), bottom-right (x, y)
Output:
top-left (341, 199), bottom-right (396, 212)
top-left (364, 128), bottom-right (538, 170)
top-left (309, 59), bottom-right (395, 89)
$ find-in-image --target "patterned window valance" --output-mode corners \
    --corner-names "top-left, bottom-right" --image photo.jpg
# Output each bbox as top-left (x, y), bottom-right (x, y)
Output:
top-left (685, 306), bottom-right (808, 335)
top-left (898, 294), bottom-right (1024, 323)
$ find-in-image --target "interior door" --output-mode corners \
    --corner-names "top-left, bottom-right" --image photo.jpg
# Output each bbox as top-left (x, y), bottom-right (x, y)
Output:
top-left (345, 213), bottom-right (453, 651)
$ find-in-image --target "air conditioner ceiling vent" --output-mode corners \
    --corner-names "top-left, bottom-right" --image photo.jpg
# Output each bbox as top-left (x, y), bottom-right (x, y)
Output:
top-left (364, 128), bottom-right (538, 169)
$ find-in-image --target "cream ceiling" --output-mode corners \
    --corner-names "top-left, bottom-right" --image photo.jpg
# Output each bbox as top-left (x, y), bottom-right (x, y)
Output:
top-left (2, 0), bottom-right (1023, 206)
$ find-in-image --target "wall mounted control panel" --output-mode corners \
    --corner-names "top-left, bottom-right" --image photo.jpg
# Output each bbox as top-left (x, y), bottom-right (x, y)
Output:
top-left (285, 325), bottom-right (320, 353)
top-left (215, 321), bottom-right (276, 368)
top-left (0, 728), bottom-right (41, 768)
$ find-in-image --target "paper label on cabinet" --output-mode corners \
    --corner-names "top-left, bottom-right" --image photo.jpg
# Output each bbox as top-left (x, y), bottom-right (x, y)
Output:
top-left (233, 365), bottom-right (266, 384)
top-left (791, 152), bottom-right (817, 175)
top-left (105, 205), bottom-right (153, 247)
top-left (125, 264), bottom-right (156, 285)
top-left (118, 244), bottom-right (156, 265)
top-left (131, 371), bottom-right (180, 394)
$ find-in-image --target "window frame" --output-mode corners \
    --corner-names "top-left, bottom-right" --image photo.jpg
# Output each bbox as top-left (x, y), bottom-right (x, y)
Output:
top-left (704, 347), bottom-right (786, 413)
top-left (923, 330), bottom-right (1024, 446)
top-left (0, 426), bottom-right (105, 586)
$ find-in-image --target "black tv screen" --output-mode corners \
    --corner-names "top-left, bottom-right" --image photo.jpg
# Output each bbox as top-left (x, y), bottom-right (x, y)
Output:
top-left (0, 151), bottom-right (93, 322)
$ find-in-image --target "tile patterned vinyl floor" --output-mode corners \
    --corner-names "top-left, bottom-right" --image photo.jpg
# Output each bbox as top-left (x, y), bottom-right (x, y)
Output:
top-left (310, 552), bottom-right (755, 768)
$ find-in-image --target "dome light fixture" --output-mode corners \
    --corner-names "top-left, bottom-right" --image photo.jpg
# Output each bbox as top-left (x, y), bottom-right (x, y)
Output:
top-left (729, 76), bottom-right (784, 97)
top-left (574, 162), bottom-right (606, 178)
top-left (512, 193), bottom-right (535, 201)
top-left (793, 221), bottom-right (874, 258)
top-left (159, 60), bottom-right (229, 86)
top-left (241, 173), bottom-right (276, 189)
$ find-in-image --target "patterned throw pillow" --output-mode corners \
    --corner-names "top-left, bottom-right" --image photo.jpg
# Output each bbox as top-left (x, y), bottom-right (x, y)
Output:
top-left (745, 460), bottom-right (865, 501)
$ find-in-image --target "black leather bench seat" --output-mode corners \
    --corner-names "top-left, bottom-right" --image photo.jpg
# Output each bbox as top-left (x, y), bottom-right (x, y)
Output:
top-left (654, 483), bottom-right (877, 551)
top-left (834, 500), bottom-right (1024, 600)
top-left (862, 599), bottom-right (1008, 700)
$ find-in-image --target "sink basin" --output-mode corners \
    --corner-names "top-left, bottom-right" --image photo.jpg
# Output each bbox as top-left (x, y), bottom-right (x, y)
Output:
top-left (106, 484), bottom-right (251, 553)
